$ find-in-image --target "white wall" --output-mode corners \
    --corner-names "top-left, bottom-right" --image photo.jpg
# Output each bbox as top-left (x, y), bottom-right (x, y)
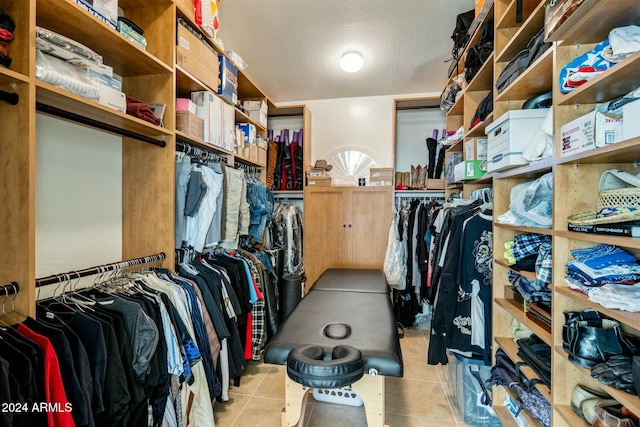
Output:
top-left (277, 92), bottom-right (442, 169)
top-left (35, 114), bottom-right (122, 278)
top-left (395, 108), bottom-right (446, 173)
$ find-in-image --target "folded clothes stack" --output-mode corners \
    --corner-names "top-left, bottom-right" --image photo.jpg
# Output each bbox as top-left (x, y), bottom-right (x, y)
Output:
top-left (565, 244), bottom-right (640, 312)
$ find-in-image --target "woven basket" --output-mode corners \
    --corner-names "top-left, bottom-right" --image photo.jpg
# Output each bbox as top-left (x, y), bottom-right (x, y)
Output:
top-left (567, 187), bottom-right (640, 225)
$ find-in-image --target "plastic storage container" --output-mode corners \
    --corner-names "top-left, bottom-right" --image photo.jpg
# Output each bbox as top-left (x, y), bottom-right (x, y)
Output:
top-left (445, 351), bottom-right (501, 427)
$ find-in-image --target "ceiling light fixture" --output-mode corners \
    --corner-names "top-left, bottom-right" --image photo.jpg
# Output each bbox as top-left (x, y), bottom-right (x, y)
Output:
top-left (339, 51), bottom-right (364, 73)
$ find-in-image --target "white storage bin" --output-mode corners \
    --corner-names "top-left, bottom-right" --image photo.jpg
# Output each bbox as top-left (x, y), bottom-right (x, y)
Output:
top-left (485, 109), bottom-right (548, 172)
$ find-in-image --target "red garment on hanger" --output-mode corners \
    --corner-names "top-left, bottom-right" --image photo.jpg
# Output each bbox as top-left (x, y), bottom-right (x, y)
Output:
top-left (17, 323), bottom-right (76, 427)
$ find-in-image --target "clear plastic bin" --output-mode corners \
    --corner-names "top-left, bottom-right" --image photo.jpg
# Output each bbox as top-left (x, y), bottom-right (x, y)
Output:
top-left (445, 351), bottom-right (501, 427)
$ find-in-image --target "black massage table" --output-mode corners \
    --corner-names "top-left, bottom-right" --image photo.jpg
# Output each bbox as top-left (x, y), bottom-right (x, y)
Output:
top-left (263, 268), bottom-right (403, 426)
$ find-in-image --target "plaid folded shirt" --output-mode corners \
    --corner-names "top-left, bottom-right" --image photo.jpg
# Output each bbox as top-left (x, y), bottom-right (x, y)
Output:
top-left (512, 234), bottom-right (552, 262)
top-left (535, 242), bottom-right (552, 287)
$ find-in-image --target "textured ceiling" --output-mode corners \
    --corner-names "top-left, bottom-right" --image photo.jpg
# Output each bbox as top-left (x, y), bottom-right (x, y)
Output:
top-left (218, 0), bottom-right (475, 103)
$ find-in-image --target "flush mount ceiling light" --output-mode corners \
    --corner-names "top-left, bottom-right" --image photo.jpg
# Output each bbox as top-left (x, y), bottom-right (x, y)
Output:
top-left (339, 51), bottom-right (364, 73)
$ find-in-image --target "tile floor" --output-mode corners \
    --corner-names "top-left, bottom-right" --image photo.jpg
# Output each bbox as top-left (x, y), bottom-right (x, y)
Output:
top-left (213, 327), bottom-right (469, 426)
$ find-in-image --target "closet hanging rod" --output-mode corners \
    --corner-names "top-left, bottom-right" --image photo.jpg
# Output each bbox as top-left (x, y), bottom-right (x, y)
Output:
top-left (0, 282), bottom-right (19, 295)
top-left (36, 102), bottom-right (167, 148)
top-left (35, 252), bottom-right (166, 288)
top-left (0, 89), bottom-right (19, 105)
top-left (176, 140), bottom-right (228, 163)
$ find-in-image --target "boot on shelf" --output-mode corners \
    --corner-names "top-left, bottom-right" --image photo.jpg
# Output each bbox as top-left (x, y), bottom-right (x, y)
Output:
top-left (434, 144), bottom-right (445, 179)
top-left (289, 130), bottom-right (298, 189)
top-left (293, 130), bottom-right (304, 190)
top-left (395, 171), bottom-right (402, 188)
top-left (402, 172), bottom-right (410, 187)
top-left (426, 137), bottom-right (438, 179)
top-left (410, 165), bottom-right (418, 188)
top-left (282, 130), bottom-right (294, 190)
top-left (273, 136), bottom-right (284, 191)
top-left (417, 165), bottom-right (427, 189)
top-left (267, 140), bottom-right (278, 189)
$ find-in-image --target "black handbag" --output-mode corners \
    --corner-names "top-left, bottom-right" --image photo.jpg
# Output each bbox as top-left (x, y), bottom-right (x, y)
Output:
top-left (451, 9), bottom-right (475, 57)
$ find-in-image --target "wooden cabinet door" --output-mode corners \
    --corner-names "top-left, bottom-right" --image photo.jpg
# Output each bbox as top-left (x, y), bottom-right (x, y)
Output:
top-left (348, 187), bottom-right (392, 269)
top-left (303, 187), bottom-right (349, 286)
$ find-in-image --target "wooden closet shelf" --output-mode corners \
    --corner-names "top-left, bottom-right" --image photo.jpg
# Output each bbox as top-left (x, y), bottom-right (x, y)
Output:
top-left (495, 260), bottom-right (537, 282)
top-left (495, 0), bottom-right (542, 31)
top-left (555, 345), bottom-right (640, 414)
top-left (500, 386), bottom-right (546, 427)
top-left (494, 405), bottom-right (520, 427)
top-left (555, 404), bottom-right (585, 427)
top-left (447, 92), bottom-right (465, 117)
top-left (492, 223), bottom-right (553, 236)
top-left (555, 285), bottom-right (640, 331)
top-left (547, 0), bottom-right (640, 46)
top-left (36, 0), bottom-right (172, 77)
top-left (495, 298), bottom-right (552, 344)
top-left (495, 48), bottom-right (553, 102)
top-left (557, 50), bottom-right (640, 106)
top-left (556, 230), bottom-right (640, 249)
top-left (465, 112), bottom-right (494, 138)
top-left (466, 53), bottom-right (495, 93)
top-left (495, 336), bottom-right (551, 400)
top-left (495, 0), bottom-right (546, 64)
top-left (493, 157), bottom-right (553, 179)
top-left (36, 81), bottom-right (172, 141)
top-left (0, 68), bottom-right (30, 86)
top-left (175, 131), bottom-right (234, 156)
top-left (555, 136), bottom-right (640, 165)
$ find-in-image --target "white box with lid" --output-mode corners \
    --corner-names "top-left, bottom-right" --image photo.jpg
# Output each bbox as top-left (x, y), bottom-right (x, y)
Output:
top-left (485, 109), bottom-right (548, 172)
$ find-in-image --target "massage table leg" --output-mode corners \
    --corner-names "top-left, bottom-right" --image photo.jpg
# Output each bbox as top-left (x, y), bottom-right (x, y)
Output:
top-left (283, 376), bottom-right (311, 426)
top-left (351, 374), bottom-right (388, 427)
top-left (282, 374), bottom-right (389, 427)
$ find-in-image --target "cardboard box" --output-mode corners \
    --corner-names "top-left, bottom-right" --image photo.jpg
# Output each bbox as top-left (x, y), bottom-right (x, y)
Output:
top-left (426, 179), bottom-right (445, 189)
top-left (544, 0), bottom-right (586, 40)
top-left (236, 123), bottom-right (256, 144)
top-left (222, 102), bottom-right (236, 151)
top-left (177, 25), bottom-right (220, 91)
top-left (486, 109), bottom-right (548, 172)
top-left (454, 160), bottom-right (487, 181)
top-left (623, 99), bottom-right (640, 141)
top-left (560, 107), bottom-right (623, 157)
top-left (307, 176), bottom-right (333, 187)
top-left (249, 143), bottom-right (258, 162)
top-left (475, 0), bottom-right (492, 19)
top-left (369, 167), bottom-right (394, 179)
top-left (191, 91), bottom-right (223, 146)
top-left (307, 169), bottom-right (327, 177)
top-left (243, 99), bottom-right (268, 113)
top-left (369, 177), bottom-right (393, 186)
top-left (176, 111), bottom-right (205, 140)
top-left (247, 109), bottom-right (268, 127)
top-left (258, 144), bottom-right (267, 165)
top-left (97, 85), bottom-right (126, 113)
top-left (218, 55), bottom-right (238, 104)
top-left (464, 137), bottom-right (488, 161)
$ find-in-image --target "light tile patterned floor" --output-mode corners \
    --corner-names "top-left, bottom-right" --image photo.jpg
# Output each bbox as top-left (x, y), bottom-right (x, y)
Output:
top-left (213, 328), bottom-right (471, 426)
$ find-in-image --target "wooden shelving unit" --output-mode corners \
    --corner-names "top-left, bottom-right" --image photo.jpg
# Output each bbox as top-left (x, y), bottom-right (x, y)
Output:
top-left (0, 0), bottom-right (279, 320)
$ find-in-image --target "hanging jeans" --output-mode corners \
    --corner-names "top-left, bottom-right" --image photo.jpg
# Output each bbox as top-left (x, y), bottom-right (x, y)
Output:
top-left (247, 180), bottom-right (269, 242)
top-left (175, 154), bottom-right (191, 249)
